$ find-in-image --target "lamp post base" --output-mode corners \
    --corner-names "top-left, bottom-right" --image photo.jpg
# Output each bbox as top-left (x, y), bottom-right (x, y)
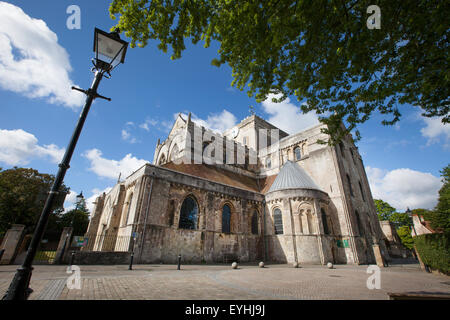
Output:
top-left (2, 266), bottom-right (34, 300)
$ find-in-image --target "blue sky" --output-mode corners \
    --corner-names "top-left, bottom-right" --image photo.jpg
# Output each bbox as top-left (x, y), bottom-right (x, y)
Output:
top-left (0, 0), bottom-right (448, 212)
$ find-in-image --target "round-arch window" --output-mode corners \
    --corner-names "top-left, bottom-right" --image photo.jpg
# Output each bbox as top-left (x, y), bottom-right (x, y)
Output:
top-left (294, 147), bottom-right (301, 161)
top-left (273, 208), bottom-right (283, 234)
top-left (266, 157), bottom-right (271, 169)
top-left (179, 196), bottom-right (198, 230)
top-left (222, 204), bottom-right (231, 233)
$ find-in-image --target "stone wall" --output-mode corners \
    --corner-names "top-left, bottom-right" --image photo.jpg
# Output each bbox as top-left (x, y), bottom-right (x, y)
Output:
top-left (72, 251), bottom-right (131, 265)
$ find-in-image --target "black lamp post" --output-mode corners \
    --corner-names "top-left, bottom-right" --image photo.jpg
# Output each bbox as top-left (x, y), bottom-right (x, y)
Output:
top-left (2, 27), bottom-right (128, 300)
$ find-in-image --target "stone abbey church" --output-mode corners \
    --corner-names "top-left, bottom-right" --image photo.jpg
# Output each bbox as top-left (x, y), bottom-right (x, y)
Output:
top-left (85, 114), bottom-right (388, 265)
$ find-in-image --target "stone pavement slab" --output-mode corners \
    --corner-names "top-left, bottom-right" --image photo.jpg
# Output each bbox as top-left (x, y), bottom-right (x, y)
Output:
top-left (0, 263), bottom-right (448, 300)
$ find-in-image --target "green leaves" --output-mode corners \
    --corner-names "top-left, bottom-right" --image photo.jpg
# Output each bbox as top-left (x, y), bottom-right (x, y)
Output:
top-left (109, 0), bottom-right (449, 143)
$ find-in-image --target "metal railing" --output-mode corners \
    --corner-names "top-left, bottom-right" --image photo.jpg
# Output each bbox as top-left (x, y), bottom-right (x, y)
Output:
top-left (78, 234), bottom-right (133, 252)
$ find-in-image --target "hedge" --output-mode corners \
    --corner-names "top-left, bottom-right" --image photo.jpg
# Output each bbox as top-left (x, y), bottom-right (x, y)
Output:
top-left (414, 233), bottom-right (450, 275)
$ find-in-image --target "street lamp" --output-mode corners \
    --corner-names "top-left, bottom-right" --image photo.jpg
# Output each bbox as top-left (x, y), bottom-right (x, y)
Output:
top-left (2, 27), bottom-right (128, 300)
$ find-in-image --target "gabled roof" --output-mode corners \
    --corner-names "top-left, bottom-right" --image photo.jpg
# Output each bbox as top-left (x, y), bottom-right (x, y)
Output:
top-left (267, 161), bottom-right (322, 193)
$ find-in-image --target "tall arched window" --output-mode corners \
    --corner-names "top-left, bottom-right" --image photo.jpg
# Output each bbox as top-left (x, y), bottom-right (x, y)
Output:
top-left (123, 192), bottom-right (133, 226)
top-left (294, 147), bottom-right (301, 161)
top-left (359, 181), bottom-right (366, 202)
top-left (273, 208), bottom-right (283, 235)
top-left (158, 153), bottom-right (166, 165)
top-left (251, 211), bottom-right (258, 235)
top-left (179, 196), bottom-right (198, 230)
top-left (222, 204), bottom-right (231, 233)
top-left (321, 208), bottom-right (329, 235)
top-left (347, 174), bottom-right (354, 197)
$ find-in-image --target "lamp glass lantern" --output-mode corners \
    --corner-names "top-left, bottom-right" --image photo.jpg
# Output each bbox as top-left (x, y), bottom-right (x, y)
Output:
top-left (93, 28), bottom-right (128, 72)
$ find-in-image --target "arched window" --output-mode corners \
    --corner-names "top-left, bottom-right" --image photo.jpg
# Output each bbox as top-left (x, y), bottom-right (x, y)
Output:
top-left (179, 196), bottom-right (198, 230)
top-left (294, 147), bottom-right (301, 161)
top-left (347, 174), bottom-right (354, 197)
top-left (251, 211), bottom-right (258, 235)
top-left (170, 144), bottom-right (179, 162)
top-left (273, 208), bottom-right (283, 235)
top-left (359, 181), bottom-right (366, 202)
top-left (321, 208), bottom-right (329, 235)
top-left (222, 204), bottom-right (231, 233)
top-left (266, 157), bottom-right (271, 169)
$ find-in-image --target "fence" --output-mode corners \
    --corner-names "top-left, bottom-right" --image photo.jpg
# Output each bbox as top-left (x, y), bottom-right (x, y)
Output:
top-left (77, 234), bottom-right (133, 252)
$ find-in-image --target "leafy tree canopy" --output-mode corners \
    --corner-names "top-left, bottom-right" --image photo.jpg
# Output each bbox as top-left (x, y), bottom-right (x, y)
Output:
top-left (0, 167), bottom-right (69, 235)
top-left (109, 0), bottom-right (449, 143)
top-left (424, 164), bottom-right (450, 233)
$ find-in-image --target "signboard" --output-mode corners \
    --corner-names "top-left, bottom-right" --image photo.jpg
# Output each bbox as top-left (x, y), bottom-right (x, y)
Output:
top-left (337, 239), bottom-right (349, 248)
top-left (72, 236), bottom-right (88, 247)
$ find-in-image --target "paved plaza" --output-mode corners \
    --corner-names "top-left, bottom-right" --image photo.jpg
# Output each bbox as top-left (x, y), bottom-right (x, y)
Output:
top-left (0, 262), bottom-right (449, 300)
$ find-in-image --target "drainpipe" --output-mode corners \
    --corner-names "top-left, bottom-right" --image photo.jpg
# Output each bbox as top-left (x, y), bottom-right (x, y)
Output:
top-left (138, 173), bottom-right (154, 263)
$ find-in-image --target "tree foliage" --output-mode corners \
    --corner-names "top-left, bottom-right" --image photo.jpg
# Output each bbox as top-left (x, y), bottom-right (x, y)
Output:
top-left (109, 0), bottom-right (449, 143)
top-left (59, 194), bottom-right (90, 235)
top-left (424, 164), bottom-right (450, 233)
top-left (396, 225), bottom-right (414, 249)
top-left (0, 167), bottom-right (69, 235)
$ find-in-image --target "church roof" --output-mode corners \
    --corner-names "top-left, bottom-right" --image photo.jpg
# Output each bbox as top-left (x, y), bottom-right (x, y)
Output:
top-left (162, 162), bottom-right (261, 193)
top-left (267, 161), bottom-right (322, 193)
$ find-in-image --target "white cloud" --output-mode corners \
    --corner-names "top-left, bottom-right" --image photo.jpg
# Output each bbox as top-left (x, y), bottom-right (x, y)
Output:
top-left (420, 116), bottom-right (450, 148)
top-left (63, 190), bottom-right (78, 211)
top-left (0, 128), bottom-right (64, 165)
top-left (83, 148), bottom-right (148, 180)
top-left (121, 129), bottom-right (137, 144)
top-left (366, 166), bottom-right (443, 211)
top-left (261, 94), bottom-right (320, 134)
top-left (180, 110), bottom-right (238, 133)
top-left (139, 118), bottom-right (158, 132)
top-left (0, 2), bottom-right (84, 108)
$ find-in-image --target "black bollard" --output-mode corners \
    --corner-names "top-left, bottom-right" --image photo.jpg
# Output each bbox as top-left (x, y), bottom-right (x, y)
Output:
top-left (0, 249), bottom-right (4, 261)
top-left (177, 254), bottom-right (181, 270)
top-left (70, 251), bottom-right (75, 266)
top-left (129, 252), bottom-right (134, 270)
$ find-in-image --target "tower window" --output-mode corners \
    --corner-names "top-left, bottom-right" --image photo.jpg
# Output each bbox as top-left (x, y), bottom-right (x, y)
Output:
top-left (266, 157), bottom-right (271, 169)
top-left (294, 147), bottom-right (301, 161)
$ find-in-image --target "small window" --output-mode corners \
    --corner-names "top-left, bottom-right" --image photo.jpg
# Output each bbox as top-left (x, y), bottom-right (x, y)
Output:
top-left (222, 204), bottom-right (231, 233)
top-left (179, 196), bottom-right (198, 230)
top-left (355, 211), bottom-right (364, 236)
top-left (347, 174), bottom-right (354, 197)
top-left (294, 147), bottom-right (301, 161)
top-left (273, 208), bottom-right (283, 235)
top-left (266, 157), bottom-right (271, 169)
top-left (359, 181), bottom-right (365, 202)
top-left (243, 137), bottom-right (247, 145)
top-left (251, 211), bottom-right (258, 235)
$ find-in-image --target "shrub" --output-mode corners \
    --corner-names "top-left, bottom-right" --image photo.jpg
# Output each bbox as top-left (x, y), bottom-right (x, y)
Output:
top-left (414, 233), bottom-right (450, 275)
